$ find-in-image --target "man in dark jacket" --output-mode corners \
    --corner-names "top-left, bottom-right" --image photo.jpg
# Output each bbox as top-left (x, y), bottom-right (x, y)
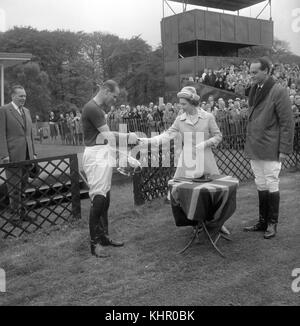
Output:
top-left (243, 58), bottom-right (294, 239)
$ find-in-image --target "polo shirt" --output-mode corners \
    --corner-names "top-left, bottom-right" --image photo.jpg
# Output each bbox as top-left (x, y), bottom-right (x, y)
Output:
top-left (81, 99), bottom-right (107, 147)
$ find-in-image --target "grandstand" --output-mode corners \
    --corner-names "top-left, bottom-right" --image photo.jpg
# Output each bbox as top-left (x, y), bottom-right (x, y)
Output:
top-left (161, 0), bottom-right (273, 101)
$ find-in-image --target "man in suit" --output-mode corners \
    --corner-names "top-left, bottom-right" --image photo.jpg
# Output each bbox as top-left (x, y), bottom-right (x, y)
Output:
top-left (0, 85), bottom-right (37, 225)
top-left (243, 58), bottom-right (294, 239)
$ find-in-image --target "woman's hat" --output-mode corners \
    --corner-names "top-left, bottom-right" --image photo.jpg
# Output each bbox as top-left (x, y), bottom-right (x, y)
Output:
top-left (177, 87), bottom-right (200, 102)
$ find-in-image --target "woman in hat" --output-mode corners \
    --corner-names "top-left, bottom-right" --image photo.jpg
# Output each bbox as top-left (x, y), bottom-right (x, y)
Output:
top-left (139, 86), bottom-right (222, 179)
top-left (139, 87), bottom-right (230, 234)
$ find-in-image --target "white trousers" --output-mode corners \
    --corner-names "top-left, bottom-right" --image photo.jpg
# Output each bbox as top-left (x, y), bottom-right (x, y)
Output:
top-left (82, 145), bottom-right (113, 201)
top-left (250, 160), bottom-right (282, 193)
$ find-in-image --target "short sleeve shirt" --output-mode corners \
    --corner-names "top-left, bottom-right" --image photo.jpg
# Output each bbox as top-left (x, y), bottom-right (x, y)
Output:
top-left (81, 99), bottom-right (107, 147)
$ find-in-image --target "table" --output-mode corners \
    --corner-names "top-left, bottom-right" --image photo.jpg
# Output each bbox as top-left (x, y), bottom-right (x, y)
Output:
top-left (168, 175), bottom-right (239, 257)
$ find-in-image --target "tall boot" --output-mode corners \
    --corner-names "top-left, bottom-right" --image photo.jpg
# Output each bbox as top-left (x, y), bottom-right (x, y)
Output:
top-left (89, 195), bottom-right (110, 257)
top-left (244, 190), bottom-right (269, 232)
top-left (264, 191), bottom-right (280, 239)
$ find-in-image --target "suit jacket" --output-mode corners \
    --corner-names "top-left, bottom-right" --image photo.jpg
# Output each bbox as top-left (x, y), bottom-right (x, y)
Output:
top-left (245, 77), bottom-right (294, 161)
top-left (0, 103), bottom-right (36, 162)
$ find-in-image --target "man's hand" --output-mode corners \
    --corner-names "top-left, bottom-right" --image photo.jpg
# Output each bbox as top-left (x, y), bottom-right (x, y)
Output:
top-left (34, 155), bottom-right (37, 160)
top-left (279, 153), bottom-right (288, 163)
top-left (128, 133), bottom-right (139, 145)
top-left (2, 156), bottom-right (10, 164)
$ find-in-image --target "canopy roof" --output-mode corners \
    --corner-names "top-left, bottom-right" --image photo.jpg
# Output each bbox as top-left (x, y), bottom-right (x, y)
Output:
top-left (0, 52), bottom-right (32, 68)
top-left (169, 0), bottom-right (266, 11)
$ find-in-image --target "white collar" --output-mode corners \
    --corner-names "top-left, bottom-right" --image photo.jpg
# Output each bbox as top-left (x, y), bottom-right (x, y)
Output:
top-left (179, 108), bottom-right (207, 122)
top-left (11, 101), bottom-right (21, 111)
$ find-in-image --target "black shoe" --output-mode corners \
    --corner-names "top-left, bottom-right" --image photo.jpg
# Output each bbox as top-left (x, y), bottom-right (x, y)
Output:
top-left (99, 236), bottom-right (124, 247)
top-left (90, 242), bottom-right (110, 258)
top-left (264, 223), bottom-right (277, 239)
top-left (107, 238), bottom-right (124, 247)
top-left (22, 215), bottom-right (38, 223)
top-left (243, 222), bottom-right (267, 232)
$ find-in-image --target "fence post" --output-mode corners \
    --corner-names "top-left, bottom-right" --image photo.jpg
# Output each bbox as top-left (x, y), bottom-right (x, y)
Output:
top-left (70, 154), bottom-right (81, 219)
top-left (133, 172), bottom-right (145, 206)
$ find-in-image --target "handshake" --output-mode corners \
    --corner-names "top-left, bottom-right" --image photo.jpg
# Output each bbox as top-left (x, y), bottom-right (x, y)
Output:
top-left (127, 133), bottom-right (152, 147)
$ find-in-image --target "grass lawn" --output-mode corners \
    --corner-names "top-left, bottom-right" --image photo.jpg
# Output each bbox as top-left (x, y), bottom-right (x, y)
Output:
top-left (0, 165), bottom-right (299, 306)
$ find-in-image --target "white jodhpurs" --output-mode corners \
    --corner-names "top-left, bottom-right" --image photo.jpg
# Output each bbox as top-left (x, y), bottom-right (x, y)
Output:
top-left (82, 145), bottom-right (113, 201)
top-left (250, 160), bottom-right (282, 193)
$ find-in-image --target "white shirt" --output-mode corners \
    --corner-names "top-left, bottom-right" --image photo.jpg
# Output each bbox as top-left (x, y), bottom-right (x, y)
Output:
top-left (11, 101), bottom-right (23, 116)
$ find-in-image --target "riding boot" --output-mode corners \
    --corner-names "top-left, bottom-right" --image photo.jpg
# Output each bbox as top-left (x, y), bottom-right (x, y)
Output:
top-left (244, 190), bottom-right (269, 232)
top-left (264, 191), bottom-right (280, 239)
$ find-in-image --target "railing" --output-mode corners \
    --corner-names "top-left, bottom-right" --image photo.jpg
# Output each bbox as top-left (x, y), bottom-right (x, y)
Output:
top-left (0, 154), bottom-right (81, 238)
top-left (133, 116), bottom-right (300, 205)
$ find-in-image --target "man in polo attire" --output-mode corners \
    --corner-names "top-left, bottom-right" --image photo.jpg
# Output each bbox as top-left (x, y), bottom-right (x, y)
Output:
top-left (244, 58), bottom-right (294, 239)
top-left (81, 80), bottom-right (138, 258)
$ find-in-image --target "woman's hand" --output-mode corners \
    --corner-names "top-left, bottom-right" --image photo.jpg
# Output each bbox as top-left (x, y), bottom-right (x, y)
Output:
top-left (138, 138), bottom-right (150, 146)
top-left (195, 141), bottom-right (206, 150)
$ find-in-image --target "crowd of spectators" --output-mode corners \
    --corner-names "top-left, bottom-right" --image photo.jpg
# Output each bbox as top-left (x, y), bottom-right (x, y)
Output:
top-left (183, 61), bottom-right (300, 100)
top-left (36, 110), bottom-right (83, 145)
top-left (35, 61), bottom-right (300, 145)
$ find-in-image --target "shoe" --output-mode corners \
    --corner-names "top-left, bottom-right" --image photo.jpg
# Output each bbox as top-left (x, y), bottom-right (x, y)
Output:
top-left (91, 242), bottom-right (110, 258)
top-left (243, 222), bottom-right (267, 232)
top-left (107, 238), bottom-right (124, 247)
top-left (264, 223), bottom-right (277, 239)
top-left (220, 225), bottom-right (230, 235)
top-left (100, 235), bottom-right (124, 247)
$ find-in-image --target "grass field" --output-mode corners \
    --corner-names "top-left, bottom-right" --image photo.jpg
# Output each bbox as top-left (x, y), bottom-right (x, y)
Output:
top-left (0, 143), bottom-right (299, 306)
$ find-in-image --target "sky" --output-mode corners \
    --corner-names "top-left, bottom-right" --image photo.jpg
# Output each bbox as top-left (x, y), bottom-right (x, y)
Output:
top-left (0, 0), bottom-right (299, 55)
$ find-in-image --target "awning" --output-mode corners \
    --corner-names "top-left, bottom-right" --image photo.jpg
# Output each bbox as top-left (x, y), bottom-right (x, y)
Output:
top-left (168, 0), bottom-right (266, 11)
top-left (0, 52), bottom-right (32, 106)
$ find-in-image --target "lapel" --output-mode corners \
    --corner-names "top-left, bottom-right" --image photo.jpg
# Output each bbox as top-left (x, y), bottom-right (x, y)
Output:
top-left (8, 103), bottom-right (25, 129)
top-left (248, 77), bottom-right (275, 120)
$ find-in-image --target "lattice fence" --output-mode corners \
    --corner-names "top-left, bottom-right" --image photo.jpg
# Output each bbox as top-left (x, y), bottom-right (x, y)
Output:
top-left (0, 154), bottom-right (81, 238)
top-left (133, 117), bottom-right (300, 205)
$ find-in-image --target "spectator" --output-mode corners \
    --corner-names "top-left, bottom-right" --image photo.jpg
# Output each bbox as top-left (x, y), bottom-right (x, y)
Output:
top-left (57, 113), bottom-right (66, 144)
top-left (49, 111), bottom-right (58, 142)
top-left (235, 80), bottom-right (246, 97)
top-left (67, 111), bottom-right (76, 145)
top-left (74, 110), bottom-right (83, 145)
top-left (215, 76), bottom-right (225, 89)
top-left (292, 94), bottom-right (300, 114)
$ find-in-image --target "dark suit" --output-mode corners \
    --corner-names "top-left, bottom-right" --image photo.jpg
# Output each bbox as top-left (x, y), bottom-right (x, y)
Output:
top-left (0, 102), bottom-right (36, 215)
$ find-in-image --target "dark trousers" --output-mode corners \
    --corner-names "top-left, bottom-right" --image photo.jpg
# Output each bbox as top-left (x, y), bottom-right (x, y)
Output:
top-left (6, 167), bottom-right (29, 215)
top-left (89, 191), bottom-right (110, 244)
top-left (5, 148), bottom-right (30, 216)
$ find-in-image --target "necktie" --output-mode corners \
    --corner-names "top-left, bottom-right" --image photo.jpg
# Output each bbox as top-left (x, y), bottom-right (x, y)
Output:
top-left (254, 86), bottom-right (262, 103)
top-left (19, 106), bottom-right (26, 128)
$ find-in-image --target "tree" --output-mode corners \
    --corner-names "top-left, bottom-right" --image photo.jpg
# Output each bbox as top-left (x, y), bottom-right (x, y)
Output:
top-left (4, 62), bottom-right (51, 119)
top-left (124, 46), bottom-right (164, 105)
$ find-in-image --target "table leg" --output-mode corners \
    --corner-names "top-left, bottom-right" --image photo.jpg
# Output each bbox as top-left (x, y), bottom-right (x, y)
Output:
top-left (202, 222), bottom-right (226, 258)
top-left (178, 224), bottom-right (202, 254)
